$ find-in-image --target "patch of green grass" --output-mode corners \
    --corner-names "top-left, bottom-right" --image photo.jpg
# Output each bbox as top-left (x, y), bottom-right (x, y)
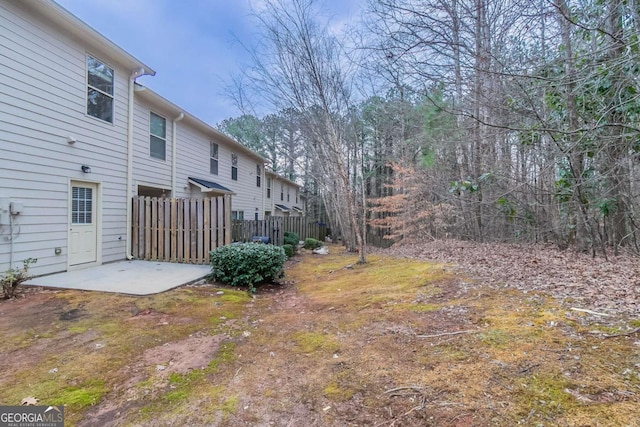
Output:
top-left (629, 319), bottom-right (640, 328)
top-left (218, 291), bottom-right (252, 303)
top-left (292, 331), bottom-right (339, 354)
top-left (49, 379), bottom-right (106, 408)
top-left (161, 343), bottom-right (236, 405)
top-left (207, 343), bottom-right (236, 371)
top-left (221, 395), bottom-right (239, 414)
top-left (434, 345), bottom-right (469, 362)
top-left (67, 325), bottom-right (89, 334)
top-left (168, 370), bottom-right (205, 387)
top-left (324, 381), bottom-right (355, 401)
top-left (478, 329), bottom-right (512, 348)
top-left (516, 374), bottom-right (573, 420)
top-left (164, 389), bottom-right (189, 403)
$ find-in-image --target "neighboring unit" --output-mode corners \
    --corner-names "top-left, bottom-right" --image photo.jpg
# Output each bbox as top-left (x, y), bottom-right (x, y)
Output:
top-left (131, 85), bottom-right (268, 220)
top-left (265, 170), bottom-right (304, 217)
top-left (0, 0), bottom-right (155, 276)
top-left (0, 0), bottom-right (301, 277)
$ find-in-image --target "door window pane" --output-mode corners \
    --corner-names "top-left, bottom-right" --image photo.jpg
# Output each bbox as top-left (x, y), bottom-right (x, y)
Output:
top-left (72, 187), bottom-right (93, 224)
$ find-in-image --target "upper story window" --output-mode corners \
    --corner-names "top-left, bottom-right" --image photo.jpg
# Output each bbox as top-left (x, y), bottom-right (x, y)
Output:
top-left (296, 189), bottom-right (299, 204)
top-left (231, 153), bottom-right (238, 181)
top-left (267, 177), bottom-right (271, 199)
top-left (149, 112), bottom-right (166, 160)
top-left (287, 187), bottom-right (290, 202)
top-left (210, 142), bottom-right (219, 175)
top-left (86, 56), bottom-right (114, 123)
top-left (280, 184), bottom-right (284, 201)
top-left (256, 164), bottom-right (261, 187)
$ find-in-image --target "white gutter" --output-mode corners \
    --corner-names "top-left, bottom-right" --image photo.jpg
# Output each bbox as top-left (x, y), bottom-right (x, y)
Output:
top-left (126, 68), bottom-right (151, 260)
top-left (172, 113), bottom-right (184, 196)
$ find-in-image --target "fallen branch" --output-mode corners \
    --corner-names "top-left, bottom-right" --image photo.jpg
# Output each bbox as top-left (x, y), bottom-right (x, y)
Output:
top-left (603, 327), bottom-right (640, 339)
top-left (416, 330), bottom-right (476, 339)
top-left (570, 307), bottom-right (612, 317)
top-left (383, 386), bottom-right (424, 395)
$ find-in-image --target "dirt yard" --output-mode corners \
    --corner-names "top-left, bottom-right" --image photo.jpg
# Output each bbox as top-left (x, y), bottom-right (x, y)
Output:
top-left (0, 243), bottom-right (638, 426)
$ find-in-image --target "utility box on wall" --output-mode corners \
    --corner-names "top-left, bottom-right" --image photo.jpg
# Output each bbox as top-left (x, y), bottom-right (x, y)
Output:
top-left (10, 201), bottom-right (24, 215)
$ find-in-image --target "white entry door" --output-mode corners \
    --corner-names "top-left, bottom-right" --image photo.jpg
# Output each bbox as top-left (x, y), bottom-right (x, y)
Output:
top-left (69, 182), bottom-right (98, 266)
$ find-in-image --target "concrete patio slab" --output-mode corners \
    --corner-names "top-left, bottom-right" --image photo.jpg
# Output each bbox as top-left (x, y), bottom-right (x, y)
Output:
top-left (24, 260), bottom-right (211, 295)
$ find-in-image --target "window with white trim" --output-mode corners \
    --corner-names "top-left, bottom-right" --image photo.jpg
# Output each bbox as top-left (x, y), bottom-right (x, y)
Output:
top-left (267, 177), bottom-right (271, 199)
top-left (232, 210), bottom-right (244, 220)
top-left (280, 184), bottom-right (284, 201)
top-left (210, 142), bottom-right (219, 175)
top-left (231, 153), bottom-right (238, 181)
top-left (71, 186), bottom-right (93, 224)
top-left (296, 189), bottom-right (299, 204)
top-left (149, 112), bottom-right (166, 160)
top-left (86, 56), bottom-right (114, 123)
top-left (256, 164), bottom-right (261, 187)
top-left (287, 187), bottom-right (290, 202)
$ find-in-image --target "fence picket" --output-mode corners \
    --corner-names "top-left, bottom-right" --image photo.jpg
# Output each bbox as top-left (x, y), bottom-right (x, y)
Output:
top-left (170, 199), bottom-right (177, 261)
top-left (132, 196), bottom-right (326, 264)
top-left (230, 216), bottom-right (323, 245)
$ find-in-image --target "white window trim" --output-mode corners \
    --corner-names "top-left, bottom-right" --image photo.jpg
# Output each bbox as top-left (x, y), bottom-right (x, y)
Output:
top-left (231, 153), bottom-right (238, 181)
top-left (149, 111), bottom-right (167, 161)
top-left (85, 54), bottom-right (114, 125)
top-left (210, 142), bottom-right (219, 175)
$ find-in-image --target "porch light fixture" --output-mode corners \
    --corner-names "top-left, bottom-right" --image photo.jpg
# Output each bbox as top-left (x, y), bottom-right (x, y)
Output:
top-left (81, 165), bottom-right (91, 173)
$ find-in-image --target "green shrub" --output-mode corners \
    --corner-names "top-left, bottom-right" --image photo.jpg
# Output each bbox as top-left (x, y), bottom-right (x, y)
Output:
top-left (304, 238), bottom-right (323, 250)
top-left (282, 244), bottom-right (295, 258)
top-left (1, 258), bottom-right (37, 299)
top-left (210, 244), bottom-right (286, 292)
top-left (283, 231), bottom-right (300, 247)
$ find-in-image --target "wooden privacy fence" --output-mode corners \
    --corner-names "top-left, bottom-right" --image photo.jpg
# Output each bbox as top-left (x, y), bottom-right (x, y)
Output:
top-left (132, 196), bottom-right (231, 264)
top-left (232, 217), bottom-right (326, 245)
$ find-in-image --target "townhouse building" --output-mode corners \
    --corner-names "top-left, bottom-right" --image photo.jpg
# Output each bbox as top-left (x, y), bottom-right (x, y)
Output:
top-left (0, 0), bottom-right (302, 276)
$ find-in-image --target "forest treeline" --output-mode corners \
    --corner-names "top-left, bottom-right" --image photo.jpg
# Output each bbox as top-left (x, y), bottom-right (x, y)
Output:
top-left (218, 0), bottom-right (640, 260)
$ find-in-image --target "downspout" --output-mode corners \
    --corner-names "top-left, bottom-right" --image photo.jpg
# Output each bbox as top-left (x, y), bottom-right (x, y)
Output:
top-left (126, 68), bottom-right (150, 260)
top-left (172, 113), bottom-right (184, 196)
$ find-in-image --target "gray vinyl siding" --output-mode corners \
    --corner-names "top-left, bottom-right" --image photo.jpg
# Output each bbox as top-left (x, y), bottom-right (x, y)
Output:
top-left (131, 98), bottom-right (173, 192)
top-left (231, 154), bottom-right (263, 220)
top-left (174, 124), bottom-right (218, 198)
top-left (174, 125), bottom-right (265, 219)
top-left (0, 1), bottom-right (131, 275)
top-left (270, 176), bottom-right (302, 217)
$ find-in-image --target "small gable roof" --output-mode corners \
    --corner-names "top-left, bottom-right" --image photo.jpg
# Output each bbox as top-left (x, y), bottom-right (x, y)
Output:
top-left (188, 177), bottom-right (234, 194)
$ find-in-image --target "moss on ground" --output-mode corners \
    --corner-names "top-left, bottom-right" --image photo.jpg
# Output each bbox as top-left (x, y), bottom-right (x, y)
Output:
top-left (2, 250), bottom-right (639, 426)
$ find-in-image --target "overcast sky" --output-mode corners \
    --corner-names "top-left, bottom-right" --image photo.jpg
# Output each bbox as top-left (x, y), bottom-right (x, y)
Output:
top-left (56, 0), bottom-right (363, 126)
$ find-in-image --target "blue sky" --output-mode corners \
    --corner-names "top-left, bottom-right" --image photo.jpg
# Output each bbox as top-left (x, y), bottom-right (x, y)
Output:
top-left (56, 0), bottom-right (363, 126)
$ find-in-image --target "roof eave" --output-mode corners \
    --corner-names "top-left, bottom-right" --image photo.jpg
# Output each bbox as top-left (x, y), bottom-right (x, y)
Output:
top-left (26, 0), bottom-right (155, 76)
top-left (134, 87), bottom-right (266, 163)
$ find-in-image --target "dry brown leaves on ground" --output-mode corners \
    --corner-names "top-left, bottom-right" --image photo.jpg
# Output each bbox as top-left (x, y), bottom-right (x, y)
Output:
top-left (381, 239), bottom-right (640, 318)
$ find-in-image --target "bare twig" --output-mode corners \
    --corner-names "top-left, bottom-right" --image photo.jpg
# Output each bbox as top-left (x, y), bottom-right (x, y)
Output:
top-left (603, 327), bottom-right (640, 339)
top-left (383, 386), bottom-right (425, 395)
top-left (569, 307), bottom-right (612, 317)
top-left (416, 330), bottom-right (476, 339)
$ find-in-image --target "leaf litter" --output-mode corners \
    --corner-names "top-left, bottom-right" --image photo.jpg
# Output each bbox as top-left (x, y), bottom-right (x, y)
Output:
top-left (0, 243), bottom-right (638, 426)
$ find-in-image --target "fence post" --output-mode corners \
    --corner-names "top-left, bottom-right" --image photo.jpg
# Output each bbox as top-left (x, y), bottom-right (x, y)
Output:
top-left (224, 194), bottom-right (232, 245)
top-left (132, 196), bottom-right (139, 258)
